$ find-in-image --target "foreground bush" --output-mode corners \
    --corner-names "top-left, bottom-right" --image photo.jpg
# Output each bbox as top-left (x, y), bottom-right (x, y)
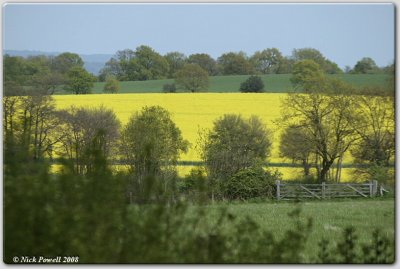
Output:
top-left (224, 166), bottom-right (280, 200)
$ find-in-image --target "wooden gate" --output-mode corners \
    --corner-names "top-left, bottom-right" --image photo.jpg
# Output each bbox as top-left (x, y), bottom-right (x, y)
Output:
top-left (275, 180), bottom-right (379, 200)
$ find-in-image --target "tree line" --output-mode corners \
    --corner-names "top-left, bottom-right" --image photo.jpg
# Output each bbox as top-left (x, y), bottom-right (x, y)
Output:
top-left (4, 45), bottom-right (393, 95)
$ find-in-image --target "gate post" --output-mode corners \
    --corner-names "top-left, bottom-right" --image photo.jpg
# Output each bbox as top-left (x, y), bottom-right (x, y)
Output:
top-left (322, 182), bottom-right (326, 199)
top-left (372, 180), bottom-right (378, 197)
top-left (276, 180), bottom-right (281, 200)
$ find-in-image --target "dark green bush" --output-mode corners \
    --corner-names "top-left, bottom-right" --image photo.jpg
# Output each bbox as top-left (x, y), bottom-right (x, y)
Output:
top-left (162, 83), bottom-right (177, 93)
top-left (224, 166), bottom-right (280, 200)
top-left (239, 75), bottom-right (264, 93)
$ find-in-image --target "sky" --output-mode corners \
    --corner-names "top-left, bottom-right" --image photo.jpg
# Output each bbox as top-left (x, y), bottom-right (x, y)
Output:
top-left (2, 3), bottom-right (395, 68)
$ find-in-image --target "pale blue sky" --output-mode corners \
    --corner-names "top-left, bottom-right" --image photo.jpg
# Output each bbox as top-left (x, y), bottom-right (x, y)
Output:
top-left (3, 3), bottom-right (395, 68)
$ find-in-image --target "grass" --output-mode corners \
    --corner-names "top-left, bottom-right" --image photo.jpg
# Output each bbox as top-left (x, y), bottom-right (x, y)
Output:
top-left (199, 198), bottom-right (395, 262)
top-left (88, 74), bottom-right (389, 94)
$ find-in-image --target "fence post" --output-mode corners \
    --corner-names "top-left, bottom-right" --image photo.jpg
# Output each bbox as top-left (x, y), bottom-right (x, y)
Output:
top-left (369, 181), bottom-right (373, 197)
top-left (372, 180), bottom-right (378, 197)
top-left (276, 180), bottom-right (281, 200)
top-left (129, 192), bottom-right (133, 204)
top-left (322, 182), bottom-right (326, 199)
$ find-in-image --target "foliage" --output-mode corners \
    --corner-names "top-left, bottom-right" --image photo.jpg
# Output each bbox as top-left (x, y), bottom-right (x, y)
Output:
top-left (52, 52), bottom-right (84, 74)
top-left (187, 53), bottom-right (218, 75)
top-left (99, 45), bottom-right (169, 81)
top-left (177, 167), bottom-right (208, 203)
top-left (200, 114), bottom-right (272, 184)
top-left (224, 166), bottom-right (280, 200)
top-left (164, 51), bottom-right (187, 78)
top-left (57, 105), bottom-right (121, 174)
top-left (250, 48), bottom-right (284, 74)
top-left (162, 83), bottom-right (177, 93)
top-left (217, 52), bottom-right (254, 75)
top-left (175, 64), bottom-right (209, 92)
top-left (64, 66), bottom-right (96, 94)
top-left (281, 79), bottom-right (360, 182)
top-left (3, 94), bottom-right (63, 162)
top-left (239, 75), bottom-right (265, 93)
top-left (279, 125), bottom-right (314, 176)
top-left (103, 75), bottom-right (120, 93)
top-left (317, 226), bottom-right (394, 263)
top-left (290, 59), bottom-right (325, 91)
top-left (292, 48), bottom-right (342, 74)
top-left (352, 57), bottom-right (379, 74)
top-left (120, 106), bottom-right (189, 198)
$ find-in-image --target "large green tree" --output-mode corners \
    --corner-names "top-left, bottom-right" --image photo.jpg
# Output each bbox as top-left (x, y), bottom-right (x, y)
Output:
top-left (121, 106), bottom-right (188, 174)
top-left (352, 57), bottom-right (379, 74)
top-left (290, 59), bottom-right (325, 91)
top-left (187, 53), bottom-right (218, 75)
top-left (164, 51), bottom-right (187, 78)
top-left (250, 48), bottom-right (283, 74)
top-left (281, 79), bottom-right (360, 182)
top-left (175, 64), bottom-right (209, 92)
top-left (217, 52), bottom-right (254, 75)
top-left (64, 66), bottom-right (96, 94)
top-left (292, 48), bottom-right (342, 74)
top-left (200, 114), bottom-right (272, 183)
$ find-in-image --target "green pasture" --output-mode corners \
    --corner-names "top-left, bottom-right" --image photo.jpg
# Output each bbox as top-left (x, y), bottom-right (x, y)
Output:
top-left (195, 198), bottom-right (395, 262)
top-left (90, 74), bottom-right (389, 94)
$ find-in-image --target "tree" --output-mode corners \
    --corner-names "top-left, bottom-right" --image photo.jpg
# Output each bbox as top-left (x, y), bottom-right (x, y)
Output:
top-left (164, 52), bottom-right (187, 78)
top-left (120, 106), bottom-right (189, 181)
top-left (103, 75), bottom-right (120, 93)
top-left (200, 114), bottom-right (272, 183)
top-left (98, 58), bottom-right (123, 81)
top-left (133, 45), bottom-right (169, 80)
top-left (352, 57), bottom-right (379, 74)
top-left (250, 48), bottom-right (283, 74)
top-left (281, 80), bottom-right (360, 182)
top-left (292, 48), bottom-right (342, 74)
top-left (64, 66), bottom-right (96, 94)
top-left (187, 53), bottom-right (218, 75)
top-left (279, 125), bottom-right (314, 177)
top-left (292, 48), bottom-right (326, 67)
top-left (290, 60), bottom-right (325, 91)
top-left (52, 52), bottom-right (84, 75)
top-left (175, 64), bottom-right (209, 92)
top-left (57, 106), bottom-right (121, 175)
top-left (217, 52), bottom-right (254, 75)
top-left (239, 75), bottom-right (265, 93)
top-left (351, 95), bottom-right (394, 182)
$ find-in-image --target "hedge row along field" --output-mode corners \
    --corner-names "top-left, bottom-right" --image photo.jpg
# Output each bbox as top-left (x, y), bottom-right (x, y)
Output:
top-left (54, 92), bottom-right (364, 180)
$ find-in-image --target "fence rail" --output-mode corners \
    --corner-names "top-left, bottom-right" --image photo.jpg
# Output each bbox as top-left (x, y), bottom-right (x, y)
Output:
top-left (275, 180), bottom-right (380, 200)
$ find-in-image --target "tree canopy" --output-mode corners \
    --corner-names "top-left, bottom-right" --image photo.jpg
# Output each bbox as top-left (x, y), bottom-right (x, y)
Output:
top-left (174, 64), bottom-right (209, 92)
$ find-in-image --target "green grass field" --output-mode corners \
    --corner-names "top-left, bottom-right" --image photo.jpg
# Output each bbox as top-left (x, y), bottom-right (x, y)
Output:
top-left (199, 198), bottom-right (395, 262)
top-left (89, 74), bottom-right (389, 94)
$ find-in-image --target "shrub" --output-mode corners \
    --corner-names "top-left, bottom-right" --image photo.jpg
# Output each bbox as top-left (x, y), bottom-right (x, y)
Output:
top-left (162, 83), bottom-right (177, 93)
top-left (239, 75), bottom-right (264, 93)
top-left (224, 166), bottom-right (280, 200)
top-left (103, 75), bottom-right (120, 93)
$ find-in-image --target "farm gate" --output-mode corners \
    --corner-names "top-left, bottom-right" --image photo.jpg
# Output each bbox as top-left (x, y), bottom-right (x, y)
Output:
top-left (275, 180), bottom-right (384, 200)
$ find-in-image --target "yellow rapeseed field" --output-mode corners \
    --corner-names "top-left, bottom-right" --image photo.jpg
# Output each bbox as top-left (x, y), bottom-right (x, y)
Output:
top-left (53, 93), bottom-right (354, 180)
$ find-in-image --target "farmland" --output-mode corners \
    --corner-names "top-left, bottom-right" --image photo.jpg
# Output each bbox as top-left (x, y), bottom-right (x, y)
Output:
top-left (87, 73), bottom-right (389, 94)
top-left (54, 92), bottom-right (361, 180)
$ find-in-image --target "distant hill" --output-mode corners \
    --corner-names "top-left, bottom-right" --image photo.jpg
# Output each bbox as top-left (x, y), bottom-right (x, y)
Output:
top-left (3, 50), bottom-right (113, 75)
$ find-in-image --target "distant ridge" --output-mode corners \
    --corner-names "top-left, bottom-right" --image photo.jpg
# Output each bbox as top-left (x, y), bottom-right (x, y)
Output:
top-left (3, 49), bottom-right (113, 75)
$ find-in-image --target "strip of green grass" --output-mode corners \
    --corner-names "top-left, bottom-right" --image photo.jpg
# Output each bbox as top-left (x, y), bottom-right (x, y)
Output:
top-left (90, 74), bottom-right (389, 94)
top-left (196, 198), bottom-right (394, 262)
